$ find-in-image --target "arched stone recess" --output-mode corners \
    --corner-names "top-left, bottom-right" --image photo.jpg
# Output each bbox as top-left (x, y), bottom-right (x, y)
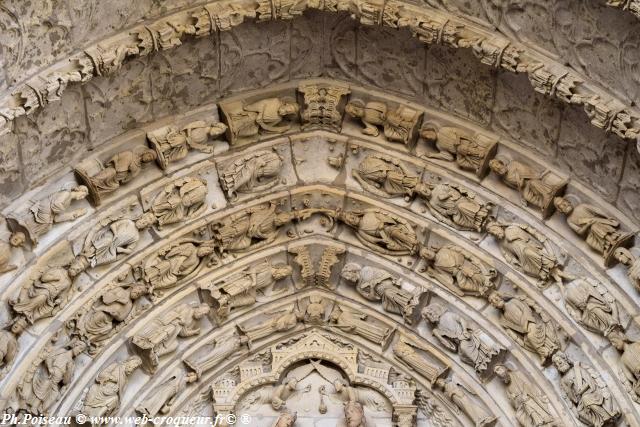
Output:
top-left (0, 80), bottom-right (639, 427)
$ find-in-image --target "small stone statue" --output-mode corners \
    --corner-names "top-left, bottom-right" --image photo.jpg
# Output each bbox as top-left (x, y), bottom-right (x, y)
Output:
top-left (203, 261), bottom-right (292, 320)
top-left (340, 263), bottom-right (419, 323)
top-left (563, 278), bottom-right (622, 339)
top-left (551, 352), bottom-right (620, 427)
top-left (329, 305), bottom-right (392, 346)
top-left (393, 335), bottom-right (449, 384)
top-left (222, 97), bottom-right (299, 144)
top-left (345, 100), bottom-right (421, 144)
top-left (75, 147), bottom-right (158, 205)
top-left (351, 154), bottom-right (427, 200)
top-left (489, 158), bottom-right (565, 217)
top-left (488, 292), bottom-right (561, 365)
top-left (0, 232), bottom-right (26, 275)
top-left (424, 182), bottom-right (492, 232)
top-left (613, 248), bottom-right (640, 292)
top-left (434, 378), bottom-right (496, 427)
top-left (493, 364), bottom-right (555, 427)
top-left (273, 412), bottom-right (297, 427)
top-left (423, 304), bottom-right (503, 375)
top-left (220, 150), bottom-right (283, 199)
top-left (608, 333), bottom-right (640, 402)
top-left (420, 126), bottom-right (497, 177)
top-left (10, 267), bottom-right (73, 324)
top-left (147, 120), bottom-right (227, 169)
top-left (486, 221), bottom-right (564, 286)
top-left (7, 186), bottom-right (89, 245)
top-left (184, 333), bottom-right (250, 377)
top-left (419, 244), bottom-right (496, 297)
top-left (131, 303), bottom-right (210, 373)
top-left (148, 176), bottom-right (208, 228)
top-left (135, 370), bottom-right (198, 417)
top-left (554, 197), bottom-right (633, 264)
top-left (239, 305), bottom-right (302, 343)
top-left (81, 356), bottom-right (142, 418)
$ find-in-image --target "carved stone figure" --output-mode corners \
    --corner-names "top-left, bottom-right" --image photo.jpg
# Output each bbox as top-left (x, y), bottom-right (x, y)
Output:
top-left (419, 244), bottom-right (496, 297)
top-left (564, 278), bottom-right (622, 339)
top-left (424, 182), bottom-right (492, 232)
top-left (147, 120), bottom-right (227, 169)
top-left (322, 379), bottom-right (390, 412)
top-left (434, 378), bottom-right (496, 427)
top-left (0, 328), bottom-right (19, 378)
top-left (554, 197), bottom-right (633, 264)
top-left (7, 186), bottom-right (89, 245)
top-left (613, 248), bottom-right (640, 292)
top-left (270, 378), bottom-right (311, 410)
top-left (74, 147), bottom-right (158, 205)
top-left (488, 292), bottom-right (561, 365)
top-left (0, 232), bottom-right (26, 274)
top-left (489, 159), bottom-right (566, 217)
top-left (72, 283), bottom-right (150, 352)
top-left (552, 353), bottom-right (620, 427)
top-left (273, 412), bottom-right (297, 427)
top-left (138, 240), bottom-right (216, 291)
top-left (298, 83), bottom-right (350, 132)
top-left (486, 222), bottom-right (563, 285)
top-left (351, 154), bottom-right (427, 200)
top-left (239, 305), bottom-right (302, 343)
top-left (393, 336), bottom-right (449, 384)
top-left (221, 97), bottom-right (299, 144)
top-left (329, 305), bottom-right (392, 346)
top-left (420, 127), bottom-right (497, 177)
top-left (493, 364), bottom-right (555, 427)
top-left (343, 401), bottom-right (367, 427)
top-left (345, 100), bottom-right (421, 144)
top-left (135, 371), bottom-right (198, 417)
top-left (340, 263), bottom-right (418, 323)
top-left (423, 304), bottom-right (502, 375)
top-left (81, 356), bottom-right (142, 418)
top-left (18, 340), bottom-right (87, 415)
top-left (336, 208), bottom-right (419, 256)
top-left (131, 303), bottom-right (210, 373)
top-left (184, 333), bottom-right (250, 377)
top-left (10, 267), bottom-right (73, 324)
top-left (220, 150), bottom-right (283, 198)
top-left (609, 334), bottom-right (640, 402)
top-left (147, 177), bottom-right (208, 228)
top-left (68, 213), bottom-right (155, 277)
top-left (203, 261), bottom-right (292, 320)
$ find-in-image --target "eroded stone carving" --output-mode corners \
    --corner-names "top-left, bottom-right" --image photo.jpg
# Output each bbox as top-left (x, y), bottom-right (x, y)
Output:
top-left (488, 292), bottom-right (561, 365)
top-left (345, 100), bottom-right (422, 145)
top-left (551, 352), bottom-right (620, 427)
top-left (329, 304), bottom-right (393, 347)
top-left (146, 120), bottom-right (227, 169)
top-left (239, 304), bottom-right (302, 343)
top-left (10, 267), bottom-right (74, 325)
top-left (0, 233), bottom-right (25, 275)
top-left (273, 412), bottom-right (297, 427)
top-left (341, 262), bottom-right (420, 324)
top-left (422, 304), bottom-right (503, 376)
top-left (424, 182), bottom-right (492, 232)
top-left (420, 127), bottom-right (497, 177)
top-left (7, 186), bottom-right (89, 245)
top-left (563, 278), bottom-right (623, 339)
top-left (131, 303), bottom-right (210, 373)
top-left (298, 83), bottom-right (350, 132)
top-left (493, 364), bottom-right (555, 427)
top-left (220, 150), bottom-right (283, 199)
top-left (184, 333), bottom-right (249, 377)
top-left (609, 334), bottom-right (640, 402)
top-left (393, 335), bottom-right (449, 384)
top-left (136, 370), bottom-right (198, 417)
top-left (220, 97), bottom-right (299, 145)
top-left (74, 148), bottom-right (159, 205)
top-left (351, 154), bottom-right (427, 200)
top-left (489, 159), bottom-right (566, 218)
top-left (343, 401), bottom-right (367, 427)
top-left (554, 197), bottom-right (634, 265)
top-left (81, 356), bottom-right (142, 418)
top-left (146, 177), bottom-right (208, 228)
top-left (613, 248), bottom-right (640, 292)
top-left (434, 378), bottom-right (496, 427)
top-left (0, 327), bottom-right (19, 378)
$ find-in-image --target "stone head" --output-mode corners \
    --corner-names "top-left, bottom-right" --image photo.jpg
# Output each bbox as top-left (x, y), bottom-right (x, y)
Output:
top-left (344, 401), bottom-right (365, 427)
top-left (553, 197), bottom-right (574, 215)
top-left (488, 158), bottom-right (507, 176)
top-left (487, 291), bottom-right (505, 309)
top-left (422, 303), bottom-right (445, 324)
top-left (345, 101), bottom-right (365, 118)
top-left (419, 127), bottom-right (438, 142)
top-left (340, 263), bottom-right (362, 283)
top-left (551, 352), bottom-right (571, 374)
top-left (135, 212), bottom-right (157, 229)
top-left (72, 185), bottom-right (89, 200)
top-left (9, 232), bottom-right (25, 248)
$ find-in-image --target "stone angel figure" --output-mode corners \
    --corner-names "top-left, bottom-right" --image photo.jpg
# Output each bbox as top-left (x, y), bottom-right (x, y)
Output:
top-left (219, 149), bottom-right (283, 199)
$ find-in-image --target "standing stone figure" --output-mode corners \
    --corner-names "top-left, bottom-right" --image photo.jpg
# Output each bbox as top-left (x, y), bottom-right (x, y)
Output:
top-left (148, 176), bottom-right (208, 228)
top-left (340, 263), bottom-right (418, 323)
top-left (81, 356), bottom-right (142, 418)
top-left (552, 352), bottom-right (620, 427)
top-left (10, 267), bottom-right (73, 324)
top-left (488, 292), bottom-right (561, 365)
top-left (419, 244), bottom-right (496, 297)
top-left (329, 305), bottom-right (392, 346)
top-left (423, 304), bottom-right (503, 375)
top-left (424, 182), bottom-right (492, 232)
top-left (184, 333), bottom-right (250, 377)
top-left (135, 371), bottom-right (198, 417)
top-left (564, 278), bottom-right (622, 339)
top-left (220, 150), bottom-right (283, 199)
top-left (393, 336), bottom-right (449, 384)
top-left (434, 378), bottom-right (496, 427)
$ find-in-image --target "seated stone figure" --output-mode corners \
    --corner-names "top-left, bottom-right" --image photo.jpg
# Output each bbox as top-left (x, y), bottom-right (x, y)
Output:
top-left (345, 100), bottom-right (421, 144)
top-left (219, 150), bottom-right (283, 199)
top-left (0, 232), bottom-right (26, 275)
top-left (351, 154), bottom-right (428, 200)
top-left (10, 267), bottom-right (73, 324)
top-left (148, 176), bottom-right (208, 228)
top-left (424, 182), bottom-right (492, 232)
top-left (222, 97), bottom-right (299, 145)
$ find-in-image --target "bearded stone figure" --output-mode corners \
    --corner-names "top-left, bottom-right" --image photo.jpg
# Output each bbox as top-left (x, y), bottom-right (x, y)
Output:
top-left (485, 222), bottom-right (563, 286)
top-left (18, 340), bottom-right (87, 415)
top-left (423, 304), bottom-right (503, 375)
top-left (135, 371), bottom-right (198, 417)
top-left (10, 267), bottom-right (73, 324)
top-left (7, 186), bottom-right (89, 245)
top-left (148, 177), bottom-right (208, 228)
top-left (493, 364), bottom-right (555, 427)
top-left (220, 150), bottom-right (283, 198)
top-left (563, 278), bottom-right (622, 339)
top-left (551, 353), bottom-right (620, 427)
top-left (81, 356), bottom-right (142, 418)
top-left (351, 154), bottom-right (426, 200)
top-left (419, 244), bottom-right (496, 297)
top-left (340, 263), bottom-right (418, 323)
top-left (434, 378), bottom-right (496, 427)
top-left (131, 303), bottom-right (210, 373)
top-left (424, 182), bottom-right (492, 232)
top-left (488, 292), bottom-right (561, 365)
